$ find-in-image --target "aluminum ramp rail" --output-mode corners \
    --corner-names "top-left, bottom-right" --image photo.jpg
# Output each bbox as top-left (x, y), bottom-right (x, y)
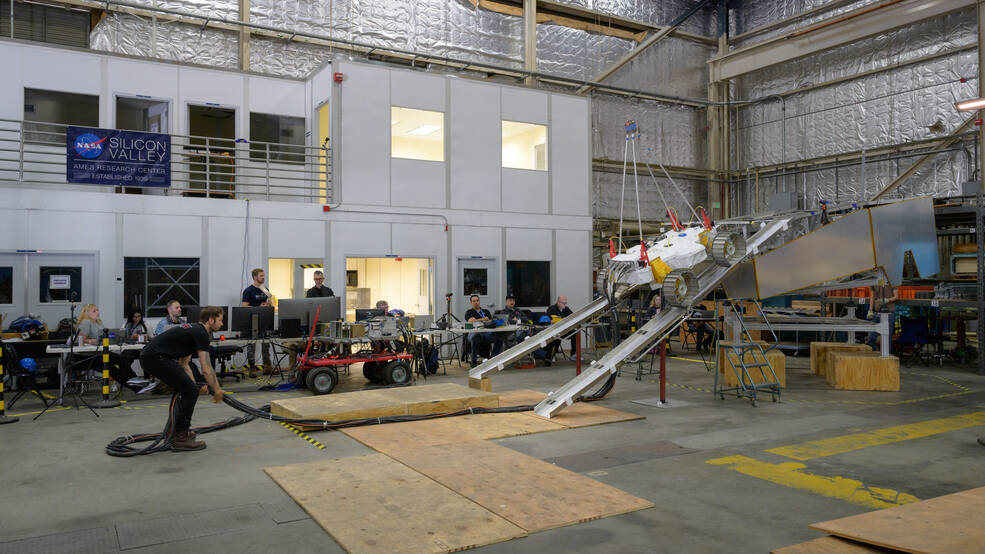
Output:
top-left (534, 218), bottom-right (793, 418)
top-left (468, 295), bottom-right (621, 379)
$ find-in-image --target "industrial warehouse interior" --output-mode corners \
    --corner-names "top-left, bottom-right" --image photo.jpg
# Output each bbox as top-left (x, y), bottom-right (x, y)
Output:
top-left (1, 0), bottom-right (985, 552)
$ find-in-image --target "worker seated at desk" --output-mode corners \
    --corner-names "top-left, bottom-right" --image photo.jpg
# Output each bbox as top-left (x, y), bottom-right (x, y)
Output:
top-left (75, 304), bottom-right (146, 394)
top-left (690, 303), bottom-right (721, 353)
top-left (545, 296), bottom-right (575, 361)
top-left (464, 294), bottom-right (504, 367)
top-left (306, 270), bottom-right (335, 297)
top-left (155, 300), bottom-right (186, 335)
top-left (499, 295), bottom-right (551, 365)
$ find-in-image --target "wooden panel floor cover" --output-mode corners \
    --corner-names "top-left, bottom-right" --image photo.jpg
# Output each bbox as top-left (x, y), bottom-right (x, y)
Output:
top-left (386, 440), bottom-right (654, 532)
top-left (809, 486), bottom-right (985, 554)
top-left (264, 454), bottom-right (526, 553)
top-left (497, 389), bottom-right (646, 428)
top-left (772, 536), bottom-right (893, 554)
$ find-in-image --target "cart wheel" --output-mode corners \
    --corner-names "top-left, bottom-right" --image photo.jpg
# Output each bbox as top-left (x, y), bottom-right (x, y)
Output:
top-left (306, 368), bottom-right (337, 395)
top-left (772, 394), bottom-right (778, 402)
top-left (720, 394), bottom-right (725, 400)
top-left (751, 399), bottom-right (758, 407)
top-left (362, 362), bottom-right (384, 383)
top-left (383, 360), bottom-right (412, 385)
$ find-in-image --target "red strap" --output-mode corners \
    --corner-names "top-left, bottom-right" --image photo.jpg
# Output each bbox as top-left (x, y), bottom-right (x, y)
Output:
top-left (700, 207), bottom-right (712, 230)
top-left (301, 305), bottom-right (321, 362)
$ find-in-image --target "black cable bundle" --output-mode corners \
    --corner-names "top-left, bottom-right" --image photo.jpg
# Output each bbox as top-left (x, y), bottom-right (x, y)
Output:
top-left (579, 373), bottom-right (617, 402)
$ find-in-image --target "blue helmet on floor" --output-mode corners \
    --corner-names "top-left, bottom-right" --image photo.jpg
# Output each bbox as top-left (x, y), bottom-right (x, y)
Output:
top-left (19, 357), bottom-right (38, 372)
top-left (538, 315), bottom-right (551, 324)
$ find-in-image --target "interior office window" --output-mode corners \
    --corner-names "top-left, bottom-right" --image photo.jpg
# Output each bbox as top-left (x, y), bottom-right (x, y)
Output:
top-left (0, 267), bottom-right (12, 304)
top-left (506, 261), bottom-right (550, 307)
top-left (24, 88), bottom-right (99, 144)
top-left (123, 257), bottom-right (200, 317)
top-left (502, 121), bottom-right (547, 171)
top-left (249, 112), bottom-right (305, 163)
top-left (39, 266), bottom-right (82, 303)
top-left (0, 0), bottom-right (89, 49)
top-left (463, 268), bottom-right (487, 296)
top-left (116, 97), bottom-right (169, 133)
top-left (391, 106), bottom-right (444, 162)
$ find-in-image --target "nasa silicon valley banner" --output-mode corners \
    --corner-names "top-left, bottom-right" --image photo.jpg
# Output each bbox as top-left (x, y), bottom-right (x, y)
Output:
top-left (66, 126), bottom-right (171, 187)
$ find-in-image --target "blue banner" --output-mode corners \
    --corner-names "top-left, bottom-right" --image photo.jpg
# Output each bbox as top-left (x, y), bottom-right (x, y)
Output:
top-left (66, 126), bottom-right (171, 187)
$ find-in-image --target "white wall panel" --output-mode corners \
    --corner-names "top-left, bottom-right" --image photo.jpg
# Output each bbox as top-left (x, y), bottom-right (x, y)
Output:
top-left (249, 76), bottom-right (306, 117)
top-left (390, 70), bottom-right (446, 112)
top-left (331, 221), bottom-right (390, 256)
top-left (338, 62), bottom-right (390, 205)
top-left (0, 43), bottom-right (23, 119)
top-left (22, 48), bottom-right (100, 95)
top-left (123, 214), bottom-right (201, 257)
top-left (209, 217), bottom-right (247, 307)
top-left (179, 68), bottom-right (245, 108)
top-left (0, 209), bottom-right (27, 247)
top-left (310, 64), bottom-right (335, 104)
top-left (551, 95), bottom-right (590, 216)
top-left (108, 58), bottom-right (179, 104)
top-left (391, 158), bottom-right (446, 209)
top-left (506, 228), bottom-right (551, 260)
top-left (451, 226), bottom-right (500, 258)
top-left (450, 80), bottom-right (500, 211)
top-left (502, 168), bottom-right (548, 214)
top-left (501, 87), bottom-right (548, 124)
top-left (555, 230), bottom-right (591, 309)
top-left (268, 219), bottom-right (325, 258)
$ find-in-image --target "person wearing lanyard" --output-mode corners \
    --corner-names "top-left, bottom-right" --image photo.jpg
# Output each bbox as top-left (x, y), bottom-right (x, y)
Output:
top-left (241, 268), bottom-right (274, 377)
top-left (464, 294), bottom-right (504, 367)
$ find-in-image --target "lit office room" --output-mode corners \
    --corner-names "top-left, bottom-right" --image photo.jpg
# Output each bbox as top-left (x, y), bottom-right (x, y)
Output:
top-left (1, 1), bottom-right (985, 552)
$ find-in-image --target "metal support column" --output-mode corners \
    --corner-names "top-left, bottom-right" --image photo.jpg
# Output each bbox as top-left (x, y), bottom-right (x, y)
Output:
top-left (94, 330), bottom-right (121, 409)
top-left (239, 0), bottom-right (251, 71)
top-left (523, 0), bottom-right (536, 86)
top-left (977, 0), bottom-right (984, 376)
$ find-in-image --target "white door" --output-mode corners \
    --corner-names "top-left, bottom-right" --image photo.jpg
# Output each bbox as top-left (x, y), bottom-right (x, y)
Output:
top-left (457, 257), bottom-right (497, 319)
top-left (26, 253), bottom-right (97, 329)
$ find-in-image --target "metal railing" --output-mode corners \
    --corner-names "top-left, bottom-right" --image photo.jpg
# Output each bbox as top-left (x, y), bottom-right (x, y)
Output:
top-left (0, 118), bottom-right (332, 202)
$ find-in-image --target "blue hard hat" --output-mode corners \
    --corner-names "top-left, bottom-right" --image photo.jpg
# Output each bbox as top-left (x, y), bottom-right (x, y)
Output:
top-left (538, 315), bottom-right (551, 324)
top-left (20, 357), bottom-right (38, 372)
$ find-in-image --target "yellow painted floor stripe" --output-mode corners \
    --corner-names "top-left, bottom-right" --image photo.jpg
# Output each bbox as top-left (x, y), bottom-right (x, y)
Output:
top-left (706, 455), bottom-right (919, 510)
top-left (670, 356), bottom-right (709, 364)
top-left (767, 409), bottom-right (985, 461)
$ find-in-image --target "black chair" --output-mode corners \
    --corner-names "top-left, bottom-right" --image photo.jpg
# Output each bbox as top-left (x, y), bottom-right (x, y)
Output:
top-left (894, 317), bottom-right (929, 366)
top-left (680, 321), bottom-right (700, 350)
top-left (211, 344), bottom-right (245, 381)
top-left (2, 343), bottom-right (52, 411)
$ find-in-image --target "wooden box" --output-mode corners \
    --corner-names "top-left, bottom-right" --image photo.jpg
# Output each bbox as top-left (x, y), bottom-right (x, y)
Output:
top-left (720, 344), bottom-right (786, 387)
top-left (826, 352), bottom-right (899, 391)
top-left (810, 342), bottom-right (872, 376)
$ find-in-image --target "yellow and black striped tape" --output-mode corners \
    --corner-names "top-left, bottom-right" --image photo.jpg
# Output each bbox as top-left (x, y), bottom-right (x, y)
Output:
top-left (279, 421), bottom-right (327, 450)
top-left (299, 264), bottom-right (323, 269)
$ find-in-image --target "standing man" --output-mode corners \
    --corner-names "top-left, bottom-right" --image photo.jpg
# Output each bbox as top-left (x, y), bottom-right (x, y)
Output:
top-left (139, 306), bottom-right (226, 451)
top-left (155, 300), bottom-right (185, 335)
top-left (868, 281), bottom-right (898, 351)
top-left (241, 268), bottom-right (273, 377)
top-left (546, 295), bottom-right (575, 360)
top-left (464, 294), bottom-right (504, 367)
top-left (306, 270), bottom-right (335, 297)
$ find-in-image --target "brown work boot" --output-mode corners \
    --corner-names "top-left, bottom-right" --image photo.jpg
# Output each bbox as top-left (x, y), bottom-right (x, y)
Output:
top-left (172, 430), bottom-right (206, 451)
top-left (262, 363), bottom-right (277, 376)
top-left (247, 363), bottom-right (259, 378)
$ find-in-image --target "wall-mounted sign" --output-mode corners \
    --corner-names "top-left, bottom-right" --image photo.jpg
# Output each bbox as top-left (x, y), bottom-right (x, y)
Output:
top-left (49, 274), bottom-right (71, 290)
top-left (66, 126), bottom-right (171, 187)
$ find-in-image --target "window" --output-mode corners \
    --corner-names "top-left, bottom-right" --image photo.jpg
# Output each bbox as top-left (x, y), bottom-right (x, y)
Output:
top-left (39, 266), bottom-right (82, 303)
top-left (502, 121), bottom-right (547, 171)
top-left (391, 107), bottom-right (444, 162)
top-left (507, 261), bottom-right (550, 306)
top-left (463, 268), bottom-right (487, 296)
top-left (1, 0), bottom-right (89, 48)
top-left (250, 112), bottom-right (305, 163)
top-left (24, 88), bottom-right (99, 144)
top-left (346, 270), bottom-right (358, 288)
top-left (117, 97), bottom-right (169, 133)
top-left (123, 258), bottom-right (200, 317)
top-left (0, 267), bottom-right (12, 305)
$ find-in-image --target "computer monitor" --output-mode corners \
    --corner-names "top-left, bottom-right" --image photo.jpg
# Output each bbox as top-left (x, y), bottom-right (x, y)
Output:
top-left (355, 308), bottom-right (385, 322)
top-left (231, 306), bottom-right (275, 338)
top-left (183, 305), bottom-right (229, 331)
top-left (277, 299), bottom-right (311, 329)
top-left (307, 296), bottom-right (341, 326)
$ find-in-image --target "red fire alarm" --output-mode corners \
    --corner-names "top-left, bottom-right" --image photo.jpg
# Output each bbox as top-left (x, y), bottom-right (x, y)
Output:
top-left (333, 72), bottom-right (344, 83)
top-left (976, 119), bottom-right (983, 127)
top-left (322, 205), bottom-right (331, 212)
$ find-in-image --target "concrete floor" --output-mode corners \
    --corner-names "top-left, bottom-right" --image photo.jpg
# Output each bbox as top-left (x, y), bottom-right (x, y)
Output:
top-left (2, 349), bottom-right (984, 553)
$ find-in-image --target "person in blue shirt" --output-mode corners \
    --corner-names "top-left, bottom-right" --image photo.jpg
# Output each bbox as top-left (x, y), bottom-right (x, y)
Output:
top-left (241, 268), bottom-right (273, 377)
top-left (464, 294), bottom-right (504, 367)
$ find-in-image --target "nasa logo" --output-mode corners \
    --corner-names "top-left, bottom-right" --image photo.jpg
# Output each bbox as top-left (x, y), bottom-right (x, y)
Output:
top-left (74, 133), bottom-right (106, 159)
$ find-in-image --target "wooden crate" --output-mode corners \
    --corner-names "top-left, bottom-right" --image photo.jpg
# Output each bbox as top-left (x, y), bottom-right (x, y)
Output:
top-left (720, 345), bottom-right (786, 387)
top-left (826, 352), bottom-right (899, 391)
top-left (810, 342), bottom-right (872, 376)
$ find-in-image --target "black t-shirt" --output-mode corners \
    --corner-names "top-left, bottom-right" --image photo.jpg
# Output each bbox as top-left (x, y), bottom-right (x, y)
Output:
top-left (546, 304), bottom-right (573, 319)
top-left (141, 323), bottom-right (210, 359)
top-left (242, 285), bottom-right (269, 307)
top-left (306, 285), bottom-right (335, 298)
top-left (465, 308), bottom-right (490, 321)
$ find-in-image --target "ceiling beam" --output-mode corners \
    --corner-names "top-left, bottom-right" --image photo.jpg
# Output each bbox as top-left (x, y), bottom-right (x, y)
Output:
top-left (708, 0), bottom-right (975, 82)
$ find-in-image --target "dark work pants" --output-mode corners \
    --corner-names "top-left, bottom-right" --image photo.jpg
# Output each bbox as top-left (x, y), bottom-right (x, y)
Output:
top-left (140, 354), bottom-right (199, 432)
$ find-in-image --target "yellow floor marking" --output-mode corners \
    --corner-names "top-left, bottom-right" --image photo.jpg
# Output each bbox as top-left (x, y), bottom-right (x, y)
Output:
top-left (670, 357), bottom-right (708, 363)
top-left (706, 455), bottom-right (918, 510)
top-left (767, 409), bottom-right (985, 461)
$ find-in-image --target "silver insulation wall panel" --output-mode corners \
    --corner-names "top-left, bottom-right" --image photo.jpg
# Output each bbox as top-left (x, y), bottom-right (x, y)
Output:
top-left (733, 6), bottom-right (980, 210)
top-left (593, 171), bottom-right (707, 222)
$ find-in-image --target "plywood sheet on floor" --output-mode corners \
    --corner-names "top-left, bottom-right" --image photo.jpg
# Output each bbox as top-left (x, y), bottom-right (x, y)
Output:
top-left (809, 485), bottom-right (985, 554)
top-left (772, 536), bottom-right (892, 554)
top-left (497, 388), bottom-right (645, 428)
top-left (342, 412), bottom-right (565, 453)
top-left (386, 440), bottom-right (654, 532)
top-left (264, 454), bottom-right (526, 553)
top-left (270, 383), bottom-right (499, 420)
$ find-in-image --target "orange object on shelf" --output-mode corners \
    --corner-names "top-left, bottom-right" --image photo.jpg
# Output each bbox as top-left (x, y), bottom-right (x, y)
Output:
top-left (896, 286), bottom-right (933, 299)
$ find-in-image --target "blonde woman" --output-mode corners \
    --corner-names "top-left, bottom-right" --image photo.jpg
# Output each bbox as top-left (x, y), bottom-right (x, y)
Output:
top-left (75, 303), bottom-right (143, 393)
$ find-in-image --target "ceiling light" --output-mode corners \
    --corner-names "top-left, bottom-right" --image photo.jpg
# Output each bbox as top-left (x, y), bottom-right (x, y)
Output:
top-left (955, 97), bottom-right (985, 112)
top-left (391, 120), bottom-right (399, 126)
top-left (408, 125), bottom-right (441, 136)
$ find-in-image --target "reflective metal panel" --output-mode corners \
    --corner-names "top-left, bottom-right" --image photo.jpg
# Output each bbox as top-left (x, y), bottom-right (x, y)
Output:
top-left (754, 209), bottom-right (875, 298)
top-left (721, 260), bottom-right (758, 299)
top-left (869, 196), bottom-right (939, 285)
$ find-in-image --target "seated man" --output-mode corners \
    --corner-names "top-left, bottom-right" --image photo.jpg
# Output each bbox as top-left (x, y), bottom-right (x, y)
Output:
top-left (464, 294), bottom-right (504, 367)
top-left (545, 295), bottom-right (575, 360)
top-left (692, 304), bottom-right (721, 353)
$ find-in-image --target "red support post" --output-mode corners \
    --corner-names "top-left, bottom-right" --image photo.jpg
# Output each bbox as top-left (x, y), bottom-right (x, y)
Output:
top-left (659, 339), bottom-right (667, 404)
top-left (575, 331), bottom-right (582, 375)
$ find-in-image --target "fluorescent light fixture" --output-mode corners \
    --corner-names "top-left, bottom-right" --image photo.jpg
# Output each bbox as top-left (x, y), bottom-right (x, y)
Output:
top-left (955, 97), bottom-right (985, 112)
top-left (391, 120), bottom-right (399, 126)
top-left (408, 125), bottom-right (442, 136)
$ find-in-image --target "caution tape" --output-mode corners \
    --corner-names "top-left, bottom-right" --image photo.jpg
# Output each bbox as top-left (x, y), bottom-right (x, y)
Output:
top-left (279, 421), bottom-right (327, 450)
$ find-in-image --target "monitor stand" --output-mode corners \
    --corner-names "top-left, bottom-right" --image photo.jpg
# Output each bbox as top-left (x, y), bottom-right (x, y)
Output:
top-left (251, 313), bottom-right (259, 339)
